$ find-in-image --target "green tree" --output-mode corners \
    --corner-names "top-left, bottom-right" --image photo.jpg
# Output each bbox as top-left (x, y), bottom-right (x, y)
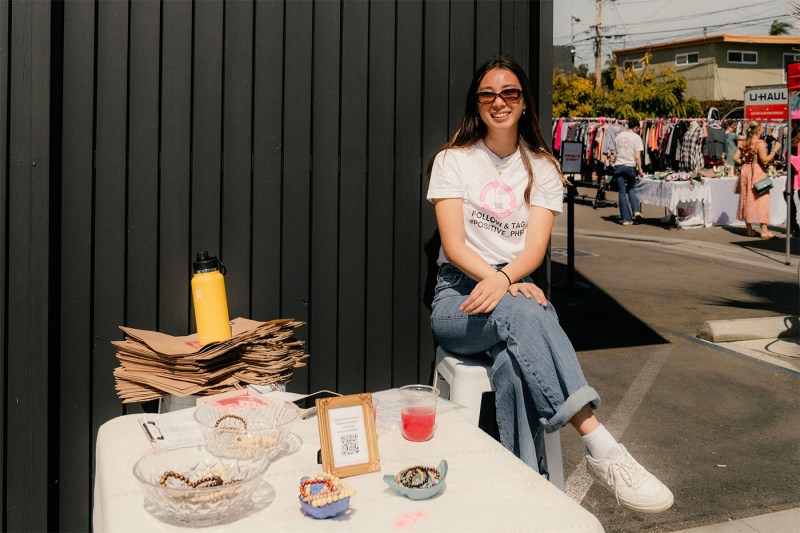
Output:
top-left (552, 63), bottom-right (702, 119)
top-left (770, 19), bottom-right (791, 35)
top-left (552, 70), bottom-right (596, 117)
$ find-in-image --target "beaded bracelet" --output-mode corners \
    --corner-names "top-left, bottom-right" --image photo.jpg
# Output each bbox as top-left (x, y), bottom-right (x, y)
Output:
top-left (396, 465), bottom-right (440, 489)
top-left (159, 470), bottom-right (241, 488)
top-left (299, 472), bottom-right (355, 507)
top-left (214, 413), bottom-right (248, 429)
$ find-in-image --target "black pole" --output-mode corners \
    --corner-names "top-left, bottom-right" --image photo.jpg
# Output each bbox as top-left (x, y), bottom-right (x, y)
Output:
top-left (567, 181), bottom-right (576, 287)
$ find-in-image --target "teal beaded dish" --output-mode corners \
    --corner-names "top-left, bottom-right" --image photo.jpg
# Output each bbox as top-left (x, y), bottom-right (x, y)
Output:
top-left (383, 460), bottom-right (447, 500)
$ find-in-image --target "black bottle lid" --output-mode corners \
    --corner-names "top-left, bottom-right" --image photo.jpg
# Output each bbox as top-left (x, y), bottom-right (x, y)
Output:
top-left (193, 251), bottom-right (220, 274)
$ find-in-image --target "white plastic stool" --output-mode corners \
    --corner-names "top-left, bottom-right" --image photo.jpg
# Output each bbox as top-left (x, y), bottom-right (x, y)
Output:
top-left (432, 345), bottom-right (565, 491)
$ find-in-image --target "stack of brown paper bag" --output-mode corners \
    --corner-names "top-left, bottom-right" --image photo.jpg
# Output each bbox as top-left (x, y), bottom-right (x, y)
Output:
top-left (113, 317), bottom-right (308, 403)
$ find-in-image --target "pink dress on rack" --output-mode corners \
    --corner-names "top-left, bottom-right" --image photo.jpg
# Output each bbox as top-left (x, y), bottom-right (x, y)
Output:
top-left (736, 140), bottom-right (770, 224)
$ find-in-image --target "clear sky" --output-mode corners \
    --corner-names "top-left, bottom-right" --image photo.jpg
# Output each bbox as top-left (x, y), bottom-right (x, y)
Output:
top-left (553, 0), bottom-right (797, 71)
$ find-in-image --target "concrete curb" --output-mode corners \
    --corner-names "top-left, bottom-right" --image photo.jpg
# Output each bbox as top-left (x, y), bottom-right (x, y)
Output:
top-left (697, 316), bottom-right (799, 343)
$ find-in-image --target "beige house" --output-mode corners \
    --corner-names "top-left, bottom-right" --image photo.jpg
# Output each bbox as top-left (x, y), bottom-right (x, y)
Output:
top-left (613, 34), bottom-right (800, 101)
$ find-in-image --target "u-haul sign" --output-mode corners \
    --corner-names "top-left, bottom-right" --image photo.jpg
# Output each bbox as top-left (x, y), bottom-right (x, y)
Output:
top-left (745, 85), bottom-right (787, 120)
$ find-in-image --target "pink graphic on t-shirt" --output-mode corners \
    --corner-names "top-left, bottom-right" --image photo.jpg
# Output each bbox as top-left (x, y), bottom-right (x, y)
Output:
top-left (480, 180), bottom-right (516, 218)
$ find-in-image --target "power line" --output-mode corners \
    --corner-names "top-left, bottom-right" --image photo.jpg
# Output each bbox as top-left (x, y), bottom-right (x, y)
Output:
top-left (555, 0), bottom-right (788, 42)
top-left (570, 13), bottom-right (791, 45)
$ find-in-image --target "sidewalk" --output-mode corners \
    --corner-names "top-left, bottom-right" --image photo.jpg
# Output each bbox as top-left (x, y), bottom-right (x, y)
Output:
top-left (672, 508), bottom-right (800, 532)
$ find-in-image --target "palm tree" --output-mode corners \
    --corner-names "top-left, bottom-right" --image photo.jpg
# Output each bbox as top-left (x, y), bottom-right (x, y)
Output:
top-left (770, 19), bottom-right (791, 35)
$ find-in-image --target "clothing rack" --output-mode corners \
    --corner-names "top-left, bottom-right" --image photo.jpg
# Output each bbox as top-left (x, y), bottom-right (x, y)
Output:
top-left (552, 116), bottom-right (789, 174)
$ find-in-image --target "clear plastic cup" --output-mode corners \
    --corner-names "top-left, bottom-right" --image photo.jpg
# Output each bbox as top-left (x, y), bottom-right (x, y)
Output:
top-left (399, 385), bottom-right (439, 442)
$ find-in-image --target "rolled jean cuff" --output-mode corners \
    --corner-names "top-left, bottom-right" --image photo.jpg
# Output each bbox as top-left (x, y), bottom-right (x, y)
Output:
top-left (538, 385), bottom-right (600, 432)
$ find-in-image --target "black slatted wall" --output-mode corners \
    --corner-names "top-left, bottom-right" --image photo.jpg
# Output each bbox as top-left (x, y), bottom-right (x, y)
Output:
top-left (0, 0), bottom-right (553, 530)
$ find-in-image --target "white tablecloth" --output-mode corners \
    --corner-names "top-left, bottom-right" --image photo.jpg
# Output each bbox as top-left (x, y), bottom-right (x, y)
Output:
top-left (634, 178), bottom-right (709, 214)
top-left (636, 175), bottom-right (788, 227)
top-left (93, 392), bottom-right (604, 532)
top-left (704, 176), bottom-right (787, 227)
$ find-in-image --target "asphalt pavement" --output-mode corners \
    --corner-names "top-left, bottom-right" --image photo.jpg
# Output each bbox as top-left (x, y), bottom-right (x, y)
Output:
top-left (548, 186), bottom-right (800, 532)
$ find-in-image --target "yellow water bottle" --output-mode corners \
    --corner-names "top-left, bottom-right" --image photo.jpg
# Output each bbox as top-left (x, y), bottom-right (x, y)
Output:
top-left (191, 251), bottom-right (231, 346)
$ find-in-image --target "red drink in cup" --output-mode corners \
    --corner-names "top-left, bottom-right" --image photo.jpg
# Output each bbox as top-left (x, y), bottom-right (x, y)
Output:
top-left (401, 406), bottom-right (436, 441)
top-left (398, 385), bottom-right (439, 442)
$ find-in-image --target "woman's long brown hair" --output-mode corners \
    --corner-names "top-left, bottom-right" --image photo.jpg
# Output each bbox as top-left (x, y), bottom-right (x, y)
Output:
top-left (426, 55), bottom-right (563, 204)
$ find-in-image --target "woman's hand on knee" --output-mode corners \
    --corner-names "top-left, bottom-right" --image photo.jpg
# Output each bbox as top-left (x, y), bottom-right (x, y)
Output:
top-left (460, 275), bottom-right (508, 315)
top-left (509, 282), bottom-right (548, 307)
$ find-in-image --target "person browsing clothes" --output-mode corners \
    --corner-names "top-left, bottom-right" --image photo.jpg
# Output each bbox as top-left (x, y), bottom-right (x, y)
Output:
top-left (613, 118), bottom-right (645, 225)
top-left (425, 55), bottom-right (673, 514)
top-left (734, 120), bottom-right (781, 239)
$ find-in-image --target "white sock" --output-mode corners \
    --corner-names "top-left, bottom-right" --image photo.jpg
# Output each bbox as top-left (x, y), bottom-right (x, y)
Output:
top-left (581, 424), bottom-right (621, 460)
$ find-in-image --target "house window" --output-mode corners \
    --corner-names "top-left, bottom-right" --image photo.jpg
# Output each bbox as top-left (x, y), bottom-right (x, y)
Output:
top-left (623, 60), bottom-right (643, 71)
top-left (784, 53), bottom-right (800, 81)
top-left (728, 50), bottom-right (758, 64)
top-left (675, 52), bottom-right (699, 66)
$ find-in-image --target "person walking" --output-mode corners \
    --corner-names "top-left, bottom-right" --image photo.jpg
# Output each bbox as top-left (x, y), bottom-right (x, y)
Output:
top-left (425, 55), bottom-right (674, 513)
top-left (734, 120), bottom-right (781, 239)
top-left (613, 118), bottom-right (645, 225)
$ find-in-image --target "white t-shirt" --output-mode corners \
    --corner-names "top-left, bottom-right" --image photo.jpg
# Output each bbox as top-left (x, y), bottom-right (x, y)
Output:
top-left (614, 129), bottom-right (644, 167)
top-left (426, 140), bottom-right (564, 265)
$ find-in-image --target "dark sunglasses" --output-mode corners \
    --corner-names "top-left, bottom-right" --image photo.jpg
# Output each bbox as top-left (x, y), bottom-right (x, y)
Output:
top-left (476, 88), bottom-right (523, 104)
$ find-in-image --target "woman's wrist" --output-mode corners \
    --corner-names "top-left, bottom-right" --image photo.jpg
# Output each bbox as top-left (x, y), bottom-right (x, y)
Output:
top-left (497, 269), bottom-right (512, 287)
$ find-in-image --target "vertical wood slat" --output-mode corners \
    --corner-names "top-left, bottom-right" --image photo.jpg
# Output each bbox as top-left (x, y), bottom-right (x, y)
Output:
top-left (365, 0), bottom-right (396, 391)
top-left (159, 0), bottom-right (192, 335)
top-left (91, 0), bottom-right (128, 486)
top-left (394, 0), bottom-right (426, 387)
top-left (6, 1), bottom-right (50, 529)
top-left (530, 0), bottom-right (554, 294)
top-left (512, 0), bottom-right (529, 68)
top-left (475, 0), bottom-right (502, 62)
top-left (251, 0), bottom-right (284, 323)
top-left (0, 0), bottom-right (10, 525)
top-left (191, 0), bottom-right (224, 303)
top-left (222, 0), bottom-right (254, 320)
top-left (418, 0), bottom-right (451, 383)
top-left (59, 2), bottom-right (95, 529)
top-left (127, 0), bottom-right (161, 332)
top-left (337, 0), bottom-right (369, 394)
top-left (500, 0), bottom-right (515, 56)
top-left (281, 0), bottom-right (313, 392)
top-left (449, 0), bottom-right (475, 133)
top-left (309, 0), bottom-right (341, 392)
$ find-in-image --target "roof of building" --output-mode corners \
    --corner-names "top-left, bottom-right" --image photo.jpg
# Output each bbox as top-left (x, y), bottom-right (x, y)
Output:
top-left (613, 34), bottom-right (800, 57)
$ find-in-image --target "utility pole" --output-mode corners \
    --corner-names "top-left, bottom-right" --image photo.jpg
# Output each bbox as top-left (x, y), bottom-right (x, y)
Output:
top-left (594, 0), bottom-right (602, 89)
top-left (571, 15), bottom-right (580, 69)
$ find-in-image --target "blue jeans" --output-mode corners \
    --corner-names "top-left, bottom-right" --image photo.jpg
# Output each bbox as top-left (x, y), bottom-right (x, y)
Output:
top-left (429, 263), bottom-right (600, 474)
top-left (615, 165), bottom-right (641, 222)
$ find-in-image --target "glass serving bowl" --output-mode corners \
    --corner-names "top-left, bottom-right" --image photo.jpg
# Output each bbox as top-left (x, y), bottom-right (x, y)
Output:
top-left (132, 444), bottom-right (271, 526)
top-left (194, 400), bottom-right (301, 459)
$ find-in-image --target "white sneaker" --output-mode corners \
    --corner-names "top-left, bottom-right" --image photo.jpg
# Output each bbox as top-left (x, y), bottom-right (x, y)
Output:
top-left (585, 444), bottom-right (674, 513)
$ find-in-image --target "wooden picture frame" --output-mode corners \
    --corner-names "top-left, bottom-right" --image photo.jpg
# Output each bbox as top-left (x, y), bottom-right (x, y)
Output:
top-left (316, 393), bottom-right (380, 477)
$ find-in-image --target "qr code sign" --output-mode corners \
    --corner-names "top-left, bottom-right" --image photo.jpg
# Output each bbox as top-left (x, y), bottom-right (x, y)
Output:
top-left (340, 433), bottom-right (360, 456)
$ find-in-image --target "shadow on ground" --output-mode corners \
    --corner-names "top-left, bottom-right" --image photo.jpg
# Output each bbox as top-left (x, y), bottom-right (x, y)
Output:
top-left (599, 213), bottom-right (676, 230)
top-left (549, 261), bottom-right (667, 352)
top-left (703, 279), bottom-right (799, 316)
